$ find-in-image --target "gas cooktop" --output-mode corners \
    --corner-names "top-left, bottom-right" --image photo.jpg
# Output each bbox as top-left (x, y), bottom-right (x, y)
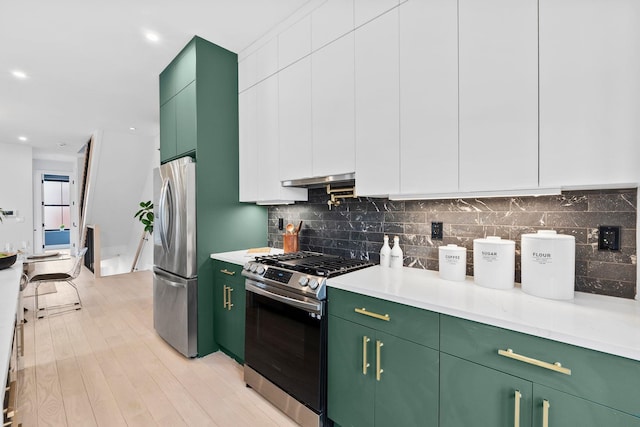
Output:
top-left (242, 251), bottom-right (374, 301)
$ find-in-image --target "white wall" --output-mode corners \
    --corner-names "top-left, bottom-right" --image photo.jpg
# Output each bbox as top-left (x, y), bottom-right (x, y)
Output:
top-left (85, 130), bottom-right (158, 275)
top-left (0, 143), bottom-right (33, 251)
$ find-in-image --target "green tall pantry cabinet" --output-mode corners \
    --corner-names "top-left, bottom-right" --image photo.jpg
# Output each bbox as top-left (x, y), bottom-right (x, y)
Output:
top-left (159, 36), bottom-right (267, 357)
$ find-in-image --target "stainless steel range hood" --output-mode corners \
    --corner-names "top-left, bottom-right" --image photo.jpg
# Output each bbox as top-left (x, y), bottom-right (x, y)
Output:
top-left (281, 172), bottom-right (355, 189)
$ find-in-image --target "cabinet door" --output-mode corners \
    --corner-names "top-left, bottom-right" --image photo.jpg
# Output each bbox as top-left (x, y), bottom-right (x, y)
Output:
top-left (533, 384), bottom-right (640, 427)
top-left (160, 98), bottom-right (177, 162)
top-left (375, 331), bottom-right (439, 427)
top-left (255, 76), bottom-right (280, 201)
top-left (312, 33), bottom-right (356, 178)
top-left (278, 16), bottom-right (311, 70)
top-left (398, 0), bottom-right (458, 195)
top-left (279, 57), bottom-right (312, 181)
top-left (354, 0), bottom-right (399, 28)
top-left (458, 0), bottom-right (538, 192)
top-left (354, 9), bottom-right (400, 197)
top-left (213, 263), bottom-right (245, 361)
top-left (239, 90), bottom-right (259, 201)
top-left (311, 0), bottom-right (354, 51)
top-left (440, 353), bottom-right (533, 427)
top-left (176, 81), bottom-right (197, 157)
top-left (539, 0), bottom-right (640, 188)
top-left (328, 315), bottom-right (375, 427)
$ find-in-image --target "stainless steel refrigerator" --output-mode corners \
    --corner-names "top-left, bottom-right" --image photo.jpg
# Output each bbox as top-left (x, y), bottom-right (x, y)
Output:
top-left (153, 157), bottom-right (197, 357)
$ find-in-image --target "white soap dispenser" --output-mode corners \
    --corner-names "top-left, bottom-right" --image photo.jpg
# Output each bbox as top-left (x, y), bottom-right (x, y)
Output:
top-left (380, 235), bottom-right (391, 267)
top-left (390, 236), bottom-right (403, 268)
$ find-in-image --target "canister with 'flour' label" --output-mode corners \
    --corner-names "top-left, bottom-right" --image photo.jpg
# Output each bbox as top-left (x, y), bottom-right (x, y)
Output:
top-left (521, 230), bottom-right (575, 300)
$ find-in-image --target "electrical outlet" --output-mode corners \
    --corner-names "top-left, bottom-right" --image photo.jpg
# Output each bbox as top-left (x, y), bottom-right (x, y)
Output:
top-left (598, 225), bottom-right (621, 251)
top-left (431, 222), bottom-right (444, 240)
top-left (278, 218), bottom-right (284, 231)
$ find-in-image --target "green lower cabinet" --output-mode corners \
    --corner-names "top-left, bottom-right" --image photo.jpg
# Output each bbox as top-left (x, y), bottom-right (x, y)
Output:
top-left (328, 315), bottom-right (438, 427)
top-left (213, 261), bottom-right (245, 362)
top-left (440, 353), bottom-right (533, 427)
top-left (159, 99), bottom-right (176, 161)
top-left (533, 384), bottom-right (640, 427)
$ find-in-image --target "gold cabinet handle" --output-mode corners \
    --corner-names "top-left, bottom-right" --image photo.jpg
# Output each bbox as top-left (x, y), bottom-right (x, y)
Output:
top-left (514, 390), bottom-right (521, 427)
top-left (220, 269), bottom-right (235, 276)
top-left (542, 399), bottom-right (550, 427)
top-left (376, 340), bottom-right (384, 381)
top-left (227, 286), bottom-right (233, 310)
top-left (223, 285), bottom-right (228, 309)
top-left (362, 336), bottom-right (371, 375)
top-left (498, 348), bottom-right (571, 375)
top-left (18, 322), bottom-right (24, 358)
top-left (354, 308), bottom-right (390, 321)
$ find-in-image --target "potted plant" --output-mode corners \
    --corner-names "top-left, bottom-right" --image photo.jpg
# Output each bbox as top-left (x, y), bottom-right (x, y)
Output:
top-left (134, 201), bottom-right (154, 234)
top-left (131, 201), bottom-right (153, 272)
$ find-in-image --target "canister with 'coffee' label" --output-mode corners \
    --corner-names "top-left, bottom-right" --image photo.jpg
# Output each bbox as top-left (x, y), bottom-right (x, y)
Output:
top-left (438, 244), bottom-right (467, 281)
top-left (521, 230), bottom-right (575, 300)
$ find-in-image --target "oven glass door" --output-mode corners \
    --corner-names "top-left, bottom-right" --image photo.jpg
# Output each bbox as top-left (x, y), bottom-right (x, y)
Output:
top-left (245, 285), bottom-right (325, 413)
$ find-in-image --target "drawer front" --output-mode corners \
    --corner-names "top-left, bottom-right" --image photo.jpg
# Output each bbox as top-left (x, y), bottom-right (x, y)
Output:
top-left (327, 288), bottom-right (439, 349)
top-left (213, 260), bottom-right (244, 286)
top-left (441, 315), bottom-right (640, 417)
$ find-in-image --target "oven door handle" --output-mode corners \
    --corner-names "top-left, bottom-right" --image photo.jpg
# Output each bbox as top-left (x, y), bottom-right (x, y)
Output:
top-left (246, 282), bottom-right (322, 315)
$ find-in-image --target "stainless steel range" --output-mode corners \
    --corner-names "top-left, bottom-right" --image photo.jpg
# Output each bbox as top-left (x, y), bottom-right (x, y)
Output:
top-left (242, 251), bottom-right (373, 427)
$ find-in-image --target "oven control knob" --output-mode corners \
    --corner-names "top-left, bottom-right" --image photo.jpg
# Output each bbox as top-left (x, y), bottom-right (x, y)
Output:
top-left (243, 263), bottom-right (251, 270)
top-left (249, 264), bottom-right (258, 272)
top-left (308, 278), bottom-right (319, 290)
top-left (298, 277), bottom-right (309, 287)
top-left (256, 265), bottom-right (265, 275)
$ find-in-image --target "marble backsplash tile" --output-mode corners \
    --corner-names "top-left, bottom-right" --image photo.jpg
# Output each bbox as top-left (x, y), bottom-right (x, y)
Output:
top-left (268, 188), bottom-right (638, 299)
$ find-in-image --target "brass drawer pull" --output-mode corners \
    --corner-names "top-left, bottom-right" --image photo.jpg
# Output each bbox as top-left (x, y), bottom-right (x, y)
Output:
top-left (498, 348), bottom-right (571, 375)
top-left (223, 285), bottom-right (229, 309)
top-left (220, 269), bottom-right (235, 276)
top-left (354, 308), bottom-right (390, 322)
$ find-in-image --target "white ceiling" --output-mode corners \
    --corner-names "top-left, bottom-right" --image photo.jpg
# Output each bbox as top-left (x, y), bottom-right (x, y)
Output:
top-left (0, 0), bottom-right (311, 157)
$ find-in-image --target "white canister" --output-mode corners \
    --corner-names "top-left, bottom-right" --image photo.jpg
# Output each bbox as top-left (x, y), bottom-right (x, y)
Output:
top-left (521, 230), bottom-right (575, 300)
top-left (439, 244), bottom-right (467, 281)
top-left (473, 236), bottom-right (515, 289)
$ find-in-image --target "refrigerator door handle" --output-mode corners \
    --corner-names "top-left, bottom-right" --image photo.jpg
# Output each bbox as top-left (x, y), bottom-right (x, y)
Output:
top-left (159, 177), bottom-right (171, 253)
top-left (154, 271), bottom-right (187, 288)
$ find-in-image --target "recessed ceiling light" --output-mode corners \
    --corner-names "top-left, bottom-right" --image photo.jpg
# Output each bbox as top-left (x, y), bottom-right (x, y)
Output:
top-left (129, 127), bottom-right (136, 131)
top-left (18, 136), bottom-right (27, 142)
top-left (144, 31), bottom-right (160, 43)
top-left (11, 70), bottom-right (28, 80)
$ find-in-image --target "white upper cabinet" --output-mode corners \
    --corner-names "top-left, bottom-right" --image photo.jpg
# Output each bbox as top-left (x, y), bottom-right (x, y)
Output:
top-left (255, 38), bottom-right (279, 84)
top-left (238, 53), bottom-right (256, 93)
top-left (239, 90), bottom-right (258, 202)
top-left (397, 0), bottom-right (458, 196)
top-left (539, 0), bottom-right (640, 188)
top-left (312, 33), bottom-right (356, 178)
top-left (355, 9), bottom-right (400, 197)
top-left (254, 76), bottom-right (307, 203)
top-left (311, 0), bottom-right (354, 51)
top-left (279, 57), bottom-right (313, 181)
top-left (354, 0), bottom-right (399, 28)
top-left (458, 0), bottom-right (539, 192)
top-left (278, 16), bottom-right (312, 69)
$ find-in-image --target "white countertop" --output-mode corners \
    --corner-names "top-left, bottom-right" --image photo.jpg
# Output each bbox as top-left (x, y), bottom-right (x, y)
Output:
top-left (328, 266), bottom-right (640, 362)
top-left (0, 263), bottom-right (22, 403)
top-left (210, 248), bottom-right (284, 266)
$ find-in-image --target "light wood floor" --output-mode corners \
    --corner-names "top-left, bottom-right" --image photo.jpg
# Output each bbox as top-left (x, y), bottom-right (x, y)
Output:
top-left (18, 267), bottom-right (299, 427)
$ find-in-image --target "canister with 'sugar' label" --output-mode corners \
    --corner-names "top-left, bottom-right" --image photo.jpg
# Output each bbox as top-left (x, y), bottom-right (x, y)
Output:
top-left (473, 236), bottom-right (515, 289)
